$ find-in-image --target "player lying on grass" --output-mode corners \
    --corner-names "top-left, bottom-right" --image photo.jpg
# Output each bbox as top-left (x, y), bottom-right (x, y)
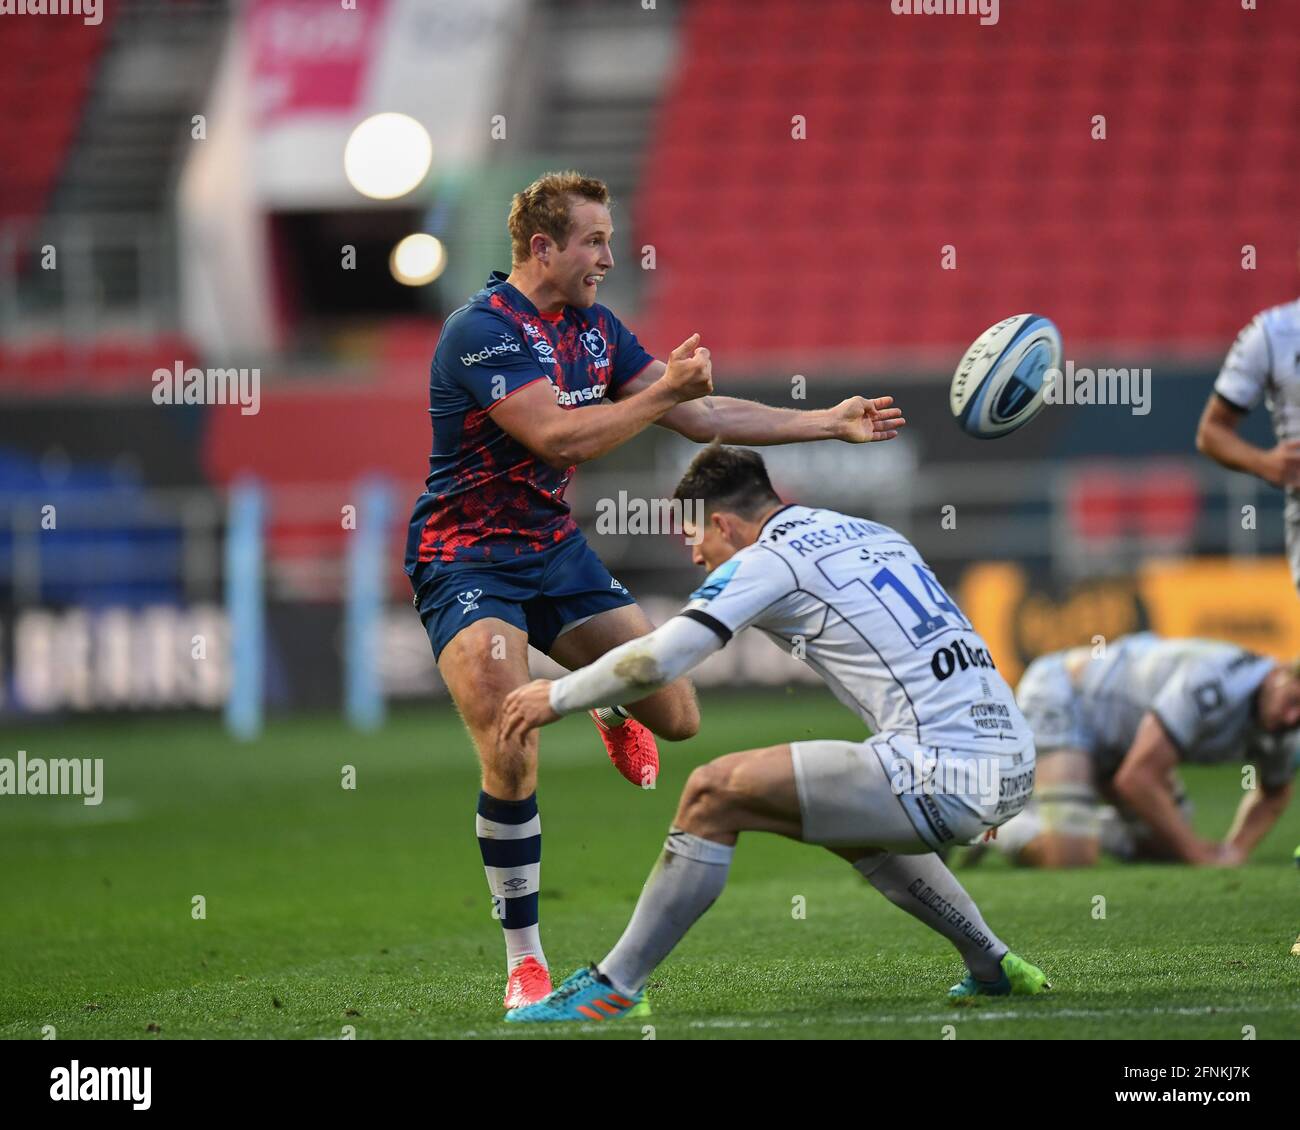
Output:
top-left (497, 445), bottom-right (1050, 1021)
top-left (403, 172), bottom-right (905, 1008)
top-left (979, 633), bottom-right (1300, 868)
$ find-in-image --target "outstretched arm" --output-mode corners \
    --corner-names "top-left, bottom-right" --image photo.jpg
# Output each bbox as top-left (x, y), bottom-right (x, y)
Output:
top-left (498, 616), bottom-right (723, 745)
top-left (616, 361), bottom-right (905, 445)
top-left (1221, 780), bottom-right (1292, 863)
top-left (1111, 714), bottom-right (1220, 865)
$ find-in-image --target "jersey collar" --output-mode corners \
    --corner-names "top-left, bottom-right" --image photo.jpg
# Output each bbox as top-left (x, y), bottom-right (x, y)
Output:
top-left (757, 503), bottom-right (801, 536)
top-left (486, 271), bottom-right (567, 324)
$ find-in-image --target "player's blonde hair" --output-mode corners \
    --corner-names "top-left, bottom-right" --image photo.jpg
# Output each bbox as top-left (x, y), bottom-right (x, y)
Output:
top-left (508, 171), bottom-right (611, 266)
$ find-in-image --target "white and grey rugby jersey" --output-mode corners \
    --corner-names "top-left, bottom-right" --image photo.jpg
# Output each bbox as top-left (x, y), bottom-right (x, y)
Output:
top-left (680, 504), bottom-right (1032, 751)
top-left (1053, 633), bottom-right (1297, 786)
top-left (1215, 298), bottom-right (1300, 449)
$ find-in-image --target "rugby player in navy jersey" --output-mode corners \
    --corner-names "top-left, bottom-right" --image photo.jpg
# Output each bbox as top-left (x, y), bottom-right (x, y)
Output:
top-left (404, 171), bottom-right (905, 1008)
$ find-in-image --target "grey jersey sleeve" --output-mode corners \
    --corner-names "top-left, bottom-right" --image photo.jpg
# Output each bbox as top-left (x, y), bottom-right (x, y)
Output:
top-left (1251, 732), bottom-right (1300, 791)
top-left (1214, 316), bottom-right (1271, 413)
top-left (1149, 652), bottom-right (1270, 762)
top-left (681, 547), bottom-right (795, 644)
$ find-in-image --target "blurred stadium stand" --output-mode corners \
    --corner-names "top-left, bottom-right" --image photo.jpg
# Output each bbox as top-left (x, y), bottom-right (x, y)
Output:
top-left (0, 0), bottom-right (227, 367)
top-left (634, 0), bottom-right (1300, 364)
top-left (0, 10), bottom-right (109, 226)
top-left (1, 0), bottom-right (1299, 719)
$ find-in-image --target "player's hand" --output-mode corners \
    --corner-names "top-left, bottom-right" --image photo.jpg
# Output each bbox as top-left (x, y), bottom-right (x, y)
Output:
top-left (1187, 838), bottom-right (1233, 866)
top-left (499, 679), bottom-right (560, 747)
top-left (1261, 440), bottom-right (1300, 489)
top-left (661, 333), bottom-right (713, 403)
top-left (829, 395), bottom-right (906, 444)
top-left (1213, 841), bottom-right (1248, 868)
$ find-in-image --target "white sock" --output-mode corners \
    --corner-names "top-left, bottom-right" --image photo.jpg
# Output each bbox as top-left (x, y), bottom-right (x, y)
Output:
top-left (593, 705), bottom-right (631, 728)
top-left (503, 925), bottom-right (544, 971)
top-left (598, 827), bottom-right (734, 995)
top-left (854, 851), bottom-right (1007, 981)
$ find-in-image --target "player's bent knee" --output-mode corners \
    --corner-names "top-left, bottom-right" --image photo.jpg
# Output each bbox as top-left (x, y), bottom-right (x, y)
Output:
top-left (677, 761), bottom-right (735, 831)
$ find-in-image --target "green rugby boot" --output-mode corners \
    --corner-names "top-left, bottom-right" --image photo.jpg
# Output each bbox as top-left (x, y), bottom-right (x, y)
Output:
top-left (949, 951), bottom-right (1051, 1003)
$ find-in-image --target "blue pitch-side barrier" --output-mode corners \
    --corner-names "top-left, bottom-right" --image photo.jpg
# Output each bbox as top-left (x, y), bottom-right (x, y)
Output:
top-left (224, 477), bottom-right (394, 739)
top-left (224, 480), bottom-right (265, 741)
top-left (345, 480), bottom-right (393, 732)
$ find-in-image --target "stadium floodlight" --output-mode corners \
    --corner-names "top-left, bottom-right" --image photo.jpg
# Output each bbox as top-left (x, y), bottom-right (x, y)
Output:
top-left (389, 233), bottom-right (447, 286)
top-left (343, 113), bottom-right (433, 200)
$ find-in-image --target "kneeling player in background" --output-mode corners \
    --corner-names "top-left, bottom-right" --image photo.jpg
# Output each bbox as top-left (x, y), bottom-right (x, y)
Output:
top-left (983, 633), bottom-right (1300, 868)
top-left (496, 445), bottom-right (1050, 1022)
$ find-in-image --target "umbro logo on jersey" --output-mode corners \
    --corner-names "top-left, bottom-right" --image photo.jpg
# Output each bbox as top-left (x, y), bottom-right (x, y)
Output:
top-left (579, 327), bottom-right (608, 359)
top-left (461, 336), bottom-right (522, 366)
top-left (502, 876), bottom-right (529, 892)
top-left (610, 577), bottom-right (627, 592)
top-left (457, 589), bottom-right (483, 614)
top-left (532, 339), bottom-right (557, 363)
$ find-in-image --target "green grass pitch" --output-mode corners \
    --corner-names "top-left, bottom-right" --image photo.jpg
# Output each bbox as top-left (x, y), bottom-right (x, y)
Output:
top-left (2, 688), bottom-right (1297, 1040)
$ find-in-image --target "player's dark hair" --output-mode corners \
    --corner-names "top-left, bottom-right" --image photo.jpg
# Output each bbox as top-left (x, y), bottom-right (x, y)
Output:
top-left (508, 171), bottom-right (611, 265)
top-left (672, 443), bottom-right (783, 521)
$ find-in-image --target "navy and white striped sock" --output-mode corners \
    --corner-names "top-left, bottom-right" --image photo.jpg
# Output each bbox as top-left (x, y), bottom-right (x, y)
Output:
top-left (476, 791), bottom-right (545, 972)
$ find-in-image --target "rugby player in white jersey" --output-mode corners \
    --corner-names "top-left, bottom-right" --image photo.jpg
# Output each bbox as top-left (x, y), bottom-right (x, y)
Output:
top-left (496, 445), bottom-right (1050, 1021)
top-left (1197, 265), bottom-right (1300, 588)
top-left (981, 633), bottom-right (1300, 868)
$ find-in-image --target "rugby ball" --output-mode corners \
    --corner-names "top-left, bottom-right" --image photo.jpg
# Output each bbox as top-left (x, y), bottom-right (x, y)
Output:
top-left (950, 314), bottom-right (1061, 439)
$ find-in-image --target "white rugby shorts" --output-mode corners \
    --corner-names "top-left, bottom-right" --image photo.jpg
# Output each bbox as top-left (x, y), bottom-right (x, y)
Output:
top-left (790, 732), bottom-right (1036, 853)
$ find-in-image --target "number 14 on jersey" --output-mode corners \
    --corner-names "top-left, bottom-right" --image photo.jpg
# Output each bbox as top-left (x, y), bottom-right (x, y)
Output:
top-left (817, 548), bottom-right (970, 647)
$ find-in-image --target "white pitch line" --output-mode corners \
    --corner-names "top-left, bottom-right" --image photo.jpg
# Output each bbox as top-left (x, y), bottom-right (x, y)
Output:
top-left (478, 999), bottom-right (1300, 1037)
top-left (681, 1001), bottom-right (1300, 1030)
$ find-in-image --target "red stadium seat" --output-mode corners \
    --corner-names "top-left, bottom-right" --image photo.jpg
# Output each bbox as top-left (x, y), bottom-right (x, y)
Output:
top-left (635, 0), bottom-right (1300, 361)
top-left (0, 12), bottom-right (110, 225)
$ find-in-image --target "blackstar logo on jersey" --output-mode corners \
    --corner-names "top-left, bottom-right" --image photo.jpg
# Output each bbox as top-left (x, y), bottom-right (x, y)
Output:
top-left (930, 637), bottom-right (996, 680)
top-left (461, 334), bottom-right (522, 366)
